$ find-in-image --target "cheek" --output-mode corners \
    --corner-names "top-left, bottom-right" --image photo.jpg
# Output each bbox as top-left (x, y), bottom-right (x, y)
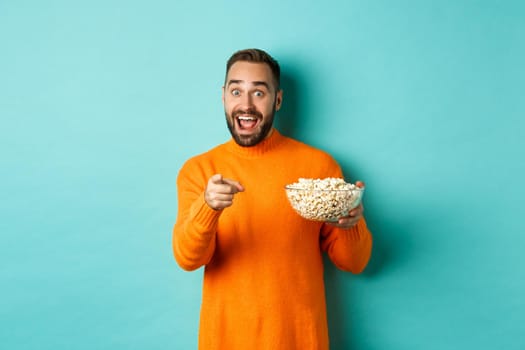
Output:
top-left (260, 99), bottom-right (275, 112)
top-left (223, 99), bottom-right (234, 112)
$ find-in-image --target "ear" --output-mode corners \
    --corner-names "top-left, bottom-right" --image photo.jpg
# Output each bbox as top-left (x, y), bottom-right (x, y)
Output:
top-left (275, 89), bottom-right (283, 111)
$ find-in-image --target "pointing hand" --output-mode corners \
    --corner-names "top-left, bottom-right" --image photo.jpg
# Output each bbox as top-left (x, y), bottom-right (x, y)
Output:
top-left (205, 174), bottom-right (244, 210)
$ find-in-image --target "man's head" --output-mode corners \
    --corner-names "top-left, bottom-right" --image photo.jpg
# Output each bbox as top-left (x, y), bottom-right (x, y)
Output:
top-left (223, 48), bottom-right (283, 147)
top-left (226, 48), bottom-right (281, 89)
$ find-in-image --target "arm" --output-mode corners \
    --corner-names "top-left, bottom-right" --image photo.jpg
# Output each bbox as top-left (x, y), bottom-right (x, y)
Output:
top-left (172, 162), bottom-right (244, 271)
top-left (320, 215), bottom-right (373, 273)
top-left (319, 179), bottom-right (372, 272)
top-left (172, 166), bottom-right (221, 271)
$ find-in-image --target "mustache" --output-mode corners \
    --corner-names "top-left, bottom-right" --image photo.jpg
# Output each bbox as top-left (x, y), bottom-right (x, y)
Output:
top-left (232, 108), bottom-right (263, 119)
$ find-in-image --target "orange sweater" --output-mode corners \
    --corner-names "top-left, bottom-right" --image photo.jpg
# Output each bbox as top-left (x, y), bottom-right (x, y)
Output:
top-left (173, 129), bottom-right (372, 350)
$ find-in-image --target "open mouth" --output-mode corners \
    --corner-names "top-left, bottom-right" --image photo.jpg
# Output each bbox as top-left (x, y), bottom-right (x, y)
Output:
top-left (237, 115), bottom-right (259, 130)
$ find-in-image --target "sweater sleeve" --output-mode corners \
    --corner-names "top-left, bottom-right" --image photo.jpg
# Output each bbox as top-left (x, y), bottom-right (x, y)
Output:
top-left (318, 155), bottom-right (373, 273)
top-left (172, 161), bottom-right (222, 271)
top-left (320, 217), bottom-right (373, 273)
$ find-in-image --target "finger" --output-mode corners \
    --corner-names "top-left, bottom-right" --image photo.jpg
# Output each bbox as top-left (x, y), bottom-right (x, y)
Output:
top-left (221, 178), bottom-right (244, 193)
top-left (209, 174), bottom-right (244, 193)
top-left (334, 217), bottom-right (359, 228)
top-left (355, 180), bottom-right (365, 188)
top-left (338, 216), bottom-right (354, 225)
top-left (209, 174), bottom-right (224, 185)
top-left (349, 204), bottom-right (364, 217)
top-left (212, 182), bottom-right (241, 196)
top-left (205, 193), bottom-right (235, 210)
top-left (213, 199), bottom-right (234, 209)
top-left (212, 192), bottom-right (235, 201)
top-left (327, 220), bottom-right (356, 229)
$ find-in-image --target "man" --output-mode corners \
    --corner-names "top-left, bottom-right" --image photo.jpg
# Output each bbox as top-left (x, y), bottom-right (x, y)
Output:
top-left (172, 48), bottom-right (372, 350)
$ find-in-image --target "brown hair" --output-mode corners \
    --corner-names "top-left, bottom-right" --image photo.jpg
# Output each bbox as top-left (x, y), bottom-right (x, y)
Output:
top-left (225, 48), bottom-right (281, 89)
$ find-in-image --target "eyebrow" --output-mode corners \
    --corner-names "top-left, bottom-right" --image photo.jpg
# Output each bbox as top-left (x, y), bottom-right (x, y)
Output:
top-left (227, 79), bottom-right (271, 90)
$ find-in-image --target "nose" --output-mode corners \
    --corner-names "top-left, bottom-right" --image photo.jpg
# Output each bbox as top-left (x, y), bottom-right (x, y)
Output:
top-left (239, 92), bottom-right (254, 108)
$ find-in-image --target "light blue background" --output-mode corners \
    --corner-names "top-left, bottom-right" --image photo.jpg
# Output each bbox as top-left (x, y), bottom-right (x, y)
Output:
top-left (1, 1), bottom-right (524, 349)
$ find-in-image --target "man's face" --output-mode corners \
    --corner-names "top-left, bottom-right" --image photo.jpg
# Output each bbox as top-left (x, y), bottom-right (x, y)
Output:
top-left (223, 61), bottom-right (282, 147)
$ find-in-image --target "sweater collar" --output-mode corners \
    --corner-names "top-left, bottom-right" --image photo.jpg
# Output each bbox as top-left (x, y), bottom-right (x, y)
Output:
top-left (225, 128), bottom-right (285, 158)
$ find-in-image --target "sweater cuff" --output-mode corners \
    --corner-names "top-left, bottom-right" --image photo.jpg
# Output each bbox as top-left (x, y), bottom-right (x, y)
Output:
top-left (190, 194), bottom-right (223, 231)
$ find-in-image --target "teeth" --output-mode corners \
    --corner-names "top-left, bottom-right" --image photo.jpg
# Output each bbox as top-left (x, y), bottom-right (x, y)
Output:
top-left (238, 116), bottom-right (257, 121)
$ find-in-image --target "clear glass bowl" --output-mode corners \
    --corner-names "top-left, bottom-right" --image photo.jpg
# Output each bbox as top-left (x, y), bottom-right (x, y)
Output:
top-left (285, 186), bottom-right (365, 222)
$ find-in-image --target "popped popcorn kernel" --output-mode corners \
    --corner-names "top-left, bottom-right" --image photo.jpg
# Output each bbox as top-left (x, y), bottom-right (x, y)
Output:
top-left (285, 178), bottom-right (364, 222)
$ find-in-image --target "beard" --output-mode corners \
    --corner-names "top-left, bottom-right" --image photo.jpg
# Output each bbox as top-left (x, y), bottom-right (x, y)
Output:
top-left (225, 103), bottom-right (277, 147)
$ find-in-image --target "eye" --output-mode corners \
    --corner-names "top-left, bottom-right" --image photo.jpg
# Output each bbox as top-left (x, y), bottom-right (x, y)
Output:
top-left (231, 89), bottom-right (241, 96)
top-left (254, 90), bottom-right (264, 97)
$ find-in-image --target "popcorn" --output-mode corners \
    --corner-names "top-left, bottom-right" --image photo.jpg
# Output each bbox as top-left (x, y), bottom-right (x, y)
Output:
top-left (285, 178), bottom-right (364, 222)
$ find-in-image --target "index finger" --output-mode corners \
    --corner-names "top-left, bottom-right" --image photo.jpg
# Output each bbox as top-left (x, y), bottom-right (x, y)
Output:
top-left (221, 178), bottom-right (244, 193)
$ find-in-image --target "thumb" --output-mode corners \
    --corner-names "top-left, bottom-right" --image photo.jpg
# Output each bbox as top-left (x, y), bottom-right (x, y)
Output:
top-left (210, 174), bottom-right (224, 185)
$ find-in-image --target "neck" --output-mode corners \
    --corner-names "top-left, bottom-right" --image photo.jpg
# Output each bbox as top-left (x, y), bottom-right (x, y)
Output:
top-left (226, 128), bottom-right (283, 158)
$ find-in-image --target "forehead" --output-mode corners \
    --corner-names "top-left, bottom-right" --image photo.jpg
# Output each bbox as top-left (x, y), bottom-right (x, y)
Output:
top-left (226, 61), bottom-right (275, 87)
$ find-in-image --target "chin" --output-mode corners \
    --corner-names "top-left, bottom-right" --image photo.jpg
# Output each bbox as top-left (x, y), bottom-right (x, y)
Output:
top-left (226, 112), bottom-right (275, 147)
top-left (234, 134), bottom-right (262, 147)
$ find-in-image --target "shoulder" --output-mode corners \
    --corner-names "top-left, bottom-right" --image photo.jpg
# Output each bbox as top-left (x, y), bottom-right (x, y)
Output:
top-left (279, 135), bottom-right (342, 177)
top-left (183, 143), bottom-right (223, 165)
top-left (177, 142), bottom-right (228, 180)
top-left (282, 135), bottom-right (338, 163)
